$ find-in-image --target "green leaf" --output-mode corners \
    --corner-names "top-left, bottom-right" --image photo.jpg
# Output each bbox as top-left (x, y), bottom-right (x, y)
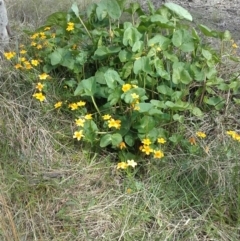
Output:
top-left (198, 24), bottom-right (218, 38)
top-left (74, 77), bottom-right (97, 96)
top-left (163, 51), bottom-right (178, 62)
top-left (150, 14), bottom-right (168, 24)
top-left (132, 40), bottom-right (144, 52)
top-left (100, 134), bottom-right (112, 147)
top-left (121, 62), bottom-right (133, 79)
top-left (133, 56), bottom-right (152, 74)
top-left (173, 114), bottom-right (184, 123)
top-left (100, 133), bottom-right (122, 147)
top-left (111, 133), bottom-right (123, 146)
top-left (96, 5), bottom-right (108, 21)
top-left (169, 134), bottom-right (182, 144)
top-left (165, 100), bottom-right (190, 111)
top-left (191, 107), bottom-right (203, 117)
top-left (123, 26), bottom-right (142, 47)
top-left (150, 100), bottom-right (167, 109)
top-left (148, 34), bottom-right (171, 50)
top-left (49, 48), bottom-right (65, 65)
top-left (204, 96), bottom-right (225, 110)
top-left (202, 49), bottom-right (212, 60)
top-left (190, 64), bottom-right (205, 82)
top-left (137, 103), bottom-right (154, 113)
top-left (97, 0), bottom-right (121, 20)
top-left (118, 50), bottom-right (132, 62)
top-left (94, 46), bottom-right (121, 59)
top-left (154, 58), bottom-right (170, 80)
top-left (104, 69), bottom-right (124, 89)
top-left (135, 116), bottom-right (156, 134)
top-left (64, 79), bottom-right (77, 88)
top-left (148, 109), bottom-right (163, 115)
top-left (124, 134), bottom-right (135, 147)
top-left (157, 84), bottom-right (173, 96)
top-left (172, 29), bottom-right (194, 52)
top-left (172, 62), bottom-right (184, 84)
top-left (180, 69), bottom-right (192, 84)
top-left (164, 2), bottom-right (192, 21)
top-left (107, 88), bottom-right (122, 105)
top-left (71, 3), bottom-right (79, 17)
top-left (171, 91), bottom-right (185, 101)
top-left (76, 51), bottom-right (88, 65)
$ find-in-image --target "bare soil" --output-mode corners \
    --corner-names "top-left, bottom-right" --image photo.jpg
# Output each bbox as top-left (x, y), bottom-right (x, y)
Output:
top-left (140, 0), bottom-right (240, 40)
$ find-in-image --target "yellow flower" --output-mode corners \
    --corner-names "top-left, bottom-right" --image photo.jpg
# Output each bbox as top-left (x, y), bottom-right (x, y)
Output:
top-left (84, 114), bottom-right (93, 120)
top-left (189, 136), bottom-right (197, 145)
top-left (141, 145), bottom-right (153, 155)
top-left (153, 150), bottom-right (164, 159)
top-left (39, 73), bottom-right (50, 80)
top-left (54, 101), bottom-right (62, 108)
top-left (196, 131), bottom-right (206, 138)
top-left (20, 49), bottom-right (27, 54)
top-left (14, 63), bottom-right (22, 69)
top-left (235, 135), bottom-right (240, 141)
top-left (39, 32), bottom-right (46, 39)
top-left (76, 101), bottom-right (86, 107)
top-left (131, 93), bottom-right (139, 99)
top-left (102, 114), bottom-right (111, 120)
top-left (133, 105), bottom-right (140, 111)
top-left (127, 160), bottom-right (137, 168)
top-left (68, 103), bottom-right (78, 110)
top-left (33, 92), bottom-right (45, 102)
top-left (119, 142), bottom-right (126, 150)
top-left (73, 130), bottom-right (84, 141)
top-left (142, 138), bottom-right (151, 145)
top-left (24, 62), bottom-right (33, 70)
top-left (108, 118), bottom-right (121, 129)
top-left (232, 43), bottom-right (238, 48)
top-left (66, 22), bottom-right (75, 31)
top-left (226, 130), bottom-right (236, 136)
top-left (36, 44), bottom-right (42, 49)
top-left (30, 33), bottom-right (39, 39)
top-left (4, 51), bottom-right (16, 60)
top-left (75, 118), bottom-right (85, 127)
top-left (44, 27), bottom-right (51, 31)
top-left (20, 57), bottom-right (26, 62)
top-left (36, 82), bottom-right (44, 91)
top-left (117, 162), bottom-right (128, 170)
top-left (122, 84), bottom-right (132, 92)
top-left (126, 188), bottom-right (132, 194)
top-left (31, 42), bottom-right (37, 46)
top-left (157, 138), bottom-right (166, 144)
top-left (227, 131), bottom-right (240, 141)
top-left (31, 59), bottom-right (40, 66)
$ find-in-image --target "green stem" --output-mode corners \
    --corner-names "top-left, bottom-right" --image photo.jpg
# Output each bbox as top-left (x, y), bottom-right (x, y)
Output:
top-left (91, 96), bottom-right (101, 115)
top-left (78, 16), bottom-right (92, 40)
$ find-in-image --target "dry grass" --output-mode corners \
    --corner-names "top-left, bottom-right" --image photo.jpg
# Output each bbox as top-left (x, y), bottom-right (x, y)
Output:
top-left (1, 0), bottom-right (240, 240)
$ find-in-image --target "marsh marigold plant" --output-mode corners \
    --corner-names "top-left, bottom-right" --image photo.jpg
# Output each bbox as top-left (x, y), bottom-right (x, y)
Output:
top-left (7, 0), bottom-right (240, 171)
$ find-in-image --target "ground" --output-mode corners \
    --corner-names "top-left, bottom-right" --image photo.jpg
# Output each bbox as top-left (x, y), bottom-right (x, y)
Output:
top-left (140, 0), bottom-right (240, 40)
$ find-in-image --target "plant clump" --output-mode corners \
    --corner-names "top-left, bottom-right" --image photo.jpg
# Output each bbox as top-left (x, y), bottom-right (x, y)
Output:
top-left (4, 0), bottom-right (240, 169)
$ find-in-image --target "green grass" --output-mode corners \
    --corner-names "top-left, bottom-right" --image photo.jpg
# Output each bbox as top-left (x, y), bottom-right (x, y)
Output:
top-left (1, 0), bottom-right (240, 240)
